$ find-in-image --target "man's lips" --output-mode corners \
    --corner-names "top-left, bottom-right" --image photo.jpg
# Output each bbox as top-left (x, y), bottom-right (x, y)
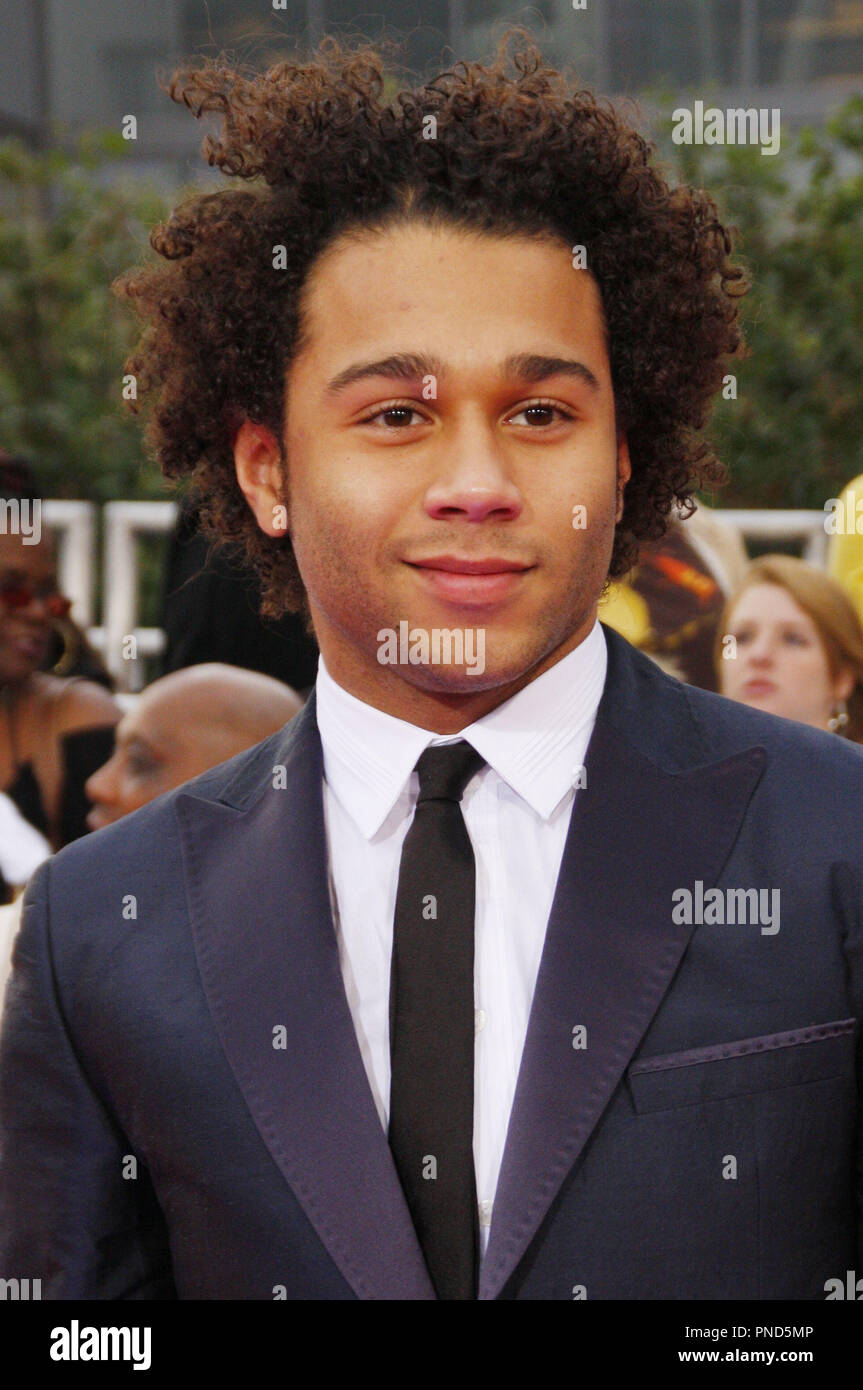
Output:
top-left (406, 555), bottom-right (534, 606)
top-left (408, 556), bottom-right (533, 575)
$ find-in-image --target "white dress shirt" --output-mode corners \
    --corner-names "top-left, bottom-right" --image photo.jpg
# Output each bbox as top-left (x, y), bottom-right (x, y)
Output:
top-left (316, 618), bottom-right (607, 1256)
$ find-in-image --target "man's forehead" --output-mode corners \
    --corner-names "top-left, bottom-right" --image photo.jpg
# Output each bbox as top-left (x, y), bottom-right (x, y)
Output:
top-left (297, 222), bottom-right (606, 346)
top-left (129, 679), bottom-right (225, 743)
top-left (118, 690), bottom-right (181, 750)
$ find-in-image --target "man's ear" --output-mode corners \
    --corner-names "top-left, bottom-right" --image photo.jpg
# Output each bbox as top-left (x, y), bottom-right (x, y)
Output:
top-left (615, 434), bottom-right (631, 524)
top-left (234, 421), bottom-right (288, 538)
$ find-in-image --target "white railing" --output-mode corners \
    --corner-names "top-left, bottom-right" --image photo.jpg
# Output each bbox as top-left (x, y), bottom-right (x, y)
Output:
top-left (91, 501), bottom-right (177, 688)
top-left (41, 499), bottom-right (177, 691)
top-left (40, 501), bottom-right (835, 692)
top-left (716, 509), bottom-right (830, 567)
top-left (42, 500), bottom-right (98, 628)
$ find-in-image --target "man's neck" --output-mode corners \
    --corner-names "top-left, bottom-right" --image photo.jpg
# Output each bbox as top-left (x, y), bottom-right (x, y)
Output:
top-left (315, 613), bottom-right (598, 733)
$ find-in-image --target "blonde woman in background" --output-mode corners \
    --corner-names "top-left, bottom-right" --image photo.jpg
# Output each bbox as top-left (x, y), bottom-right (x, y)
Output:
top-left (716, 554), bottom-right (863, 742)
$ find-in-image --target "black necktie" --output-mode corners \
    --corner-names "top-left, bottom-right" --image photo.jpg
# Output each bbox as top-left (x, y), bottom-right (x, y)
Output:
top-left (388, 740), bottom-right (485, 1300)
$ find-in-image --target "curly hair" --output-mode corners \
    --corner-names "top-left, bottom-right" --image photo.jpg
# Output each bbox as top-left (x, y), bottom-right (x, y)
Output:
top-left (114, 26), bottom-right (747, 619)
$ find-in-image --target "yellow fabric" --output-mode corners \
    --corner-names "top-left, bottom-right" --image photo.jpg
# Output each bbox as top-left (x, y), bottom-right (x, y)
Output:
top-left (598, 581), bottom-right (652, 647)
top-left (827, 472), bottom-right (863, 629)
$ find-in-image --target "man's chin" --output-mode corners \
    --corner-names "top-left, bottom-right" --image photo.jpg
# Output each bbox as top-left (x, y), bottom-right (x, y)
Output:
top-left (383, 665), bottom-right (510, 696)
top-left (373, 629), bottom-right (575, 697)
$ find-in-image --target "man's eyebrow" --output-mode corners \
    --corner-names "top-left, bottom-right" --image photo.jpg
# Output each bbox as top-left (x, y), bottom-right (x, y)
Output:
top-left (503, 353), bottom-right (601, 393)
top-left (121, 732), bottom-right (154, 754)
top-left (323, 351), bottom-right (601, 397)
top-left (324, 353), bottom-right (444, 397)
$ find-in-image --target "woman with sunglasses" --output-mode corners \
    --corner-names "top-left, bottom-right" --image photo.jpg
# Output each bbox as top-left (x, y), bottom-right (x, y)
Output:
top-left (0, 468), bottom-right (120, 898)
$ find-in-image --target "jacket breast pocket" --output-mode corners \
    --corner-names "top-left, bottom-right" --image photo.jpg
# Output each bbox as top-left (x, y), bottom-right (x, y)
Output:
top-left (625, 1018), bottom-right (856, 1114)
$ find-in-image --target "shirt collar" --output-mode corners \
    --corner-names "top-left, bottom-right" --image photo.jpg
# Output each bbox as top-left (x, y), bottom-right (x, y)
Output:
top-left (315, 619), bottom-right (607, 837)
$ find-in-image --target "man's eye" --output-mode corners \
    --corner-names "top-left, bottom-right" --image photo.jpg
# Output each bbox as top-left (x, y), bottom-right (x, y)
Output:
top-left (509, 403), bottom-right (574, 427)
top-left (127, 752), bottom-right (158, 777)
top-left (362, 405), bottom-right (425, 428)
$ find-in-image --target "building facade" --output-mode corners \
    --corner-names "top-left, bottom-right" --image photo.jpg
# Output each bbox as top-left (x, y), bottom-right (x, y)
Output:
top-left (2, 1), bottom-right (862, 180)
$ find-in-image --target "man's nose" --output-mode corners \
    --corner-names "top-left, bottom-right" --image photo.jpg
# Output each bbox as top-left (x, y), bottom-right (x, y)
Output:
top-left (85, 760), bottom-right (116, 806)
top-left (422, 419), bottom-right (523, 524)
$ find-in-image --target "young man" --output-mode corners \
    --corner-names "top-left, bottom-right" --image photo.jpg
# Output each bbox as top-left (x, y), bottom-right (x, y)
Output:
top-left (1, 31), bottom-right (861, 1301)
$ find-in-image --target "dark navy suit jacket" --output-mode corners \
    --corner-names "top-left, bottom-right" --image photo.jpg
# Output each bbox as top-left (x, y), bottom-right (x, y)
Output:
top-left (1, 626), bottom-right (862, 1299)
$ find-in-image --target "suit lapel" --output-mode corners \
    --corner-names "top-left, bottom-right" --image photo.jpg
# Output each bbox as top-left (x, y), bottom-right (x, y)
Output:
top-left (479, 635), bottom-right (767, 1299)
top-left (175, 697), bottom-right (435, 1300)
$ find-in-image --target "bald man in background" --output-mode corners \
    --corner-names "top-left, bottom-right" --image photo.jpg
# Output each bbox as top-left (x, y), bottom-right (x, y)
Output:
top-left (0, 666), bottom-right (301, 1000)
top-left (85, 664), bottom-right (303, 830)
